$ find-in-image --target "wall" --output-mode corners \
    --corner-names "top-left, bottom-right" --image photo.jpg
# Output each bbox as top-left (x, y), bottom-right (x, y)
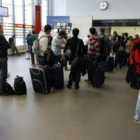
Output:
top-left (50, 0), bottom-right (140, 20)
top-left (111, 27), bottom-right (140, 37)
top-left (49, 0), bottom-right (66, 16)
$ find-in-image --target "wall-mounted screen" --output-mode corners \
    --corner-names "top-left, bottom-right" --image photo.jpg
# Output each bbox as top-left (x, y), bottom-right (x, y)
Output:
top-left (0, 6), bottom-right (8, 17)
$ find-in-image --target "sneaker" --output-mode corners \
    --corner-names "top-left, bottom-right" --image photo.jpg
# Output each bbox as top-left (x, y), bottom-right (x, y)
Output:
top-left (67, 84), bottom-right (71, 89)
top-left (134, 120), bottom-right (140, 124)
top-left (65, 68), bottom-right (70, 71)
top-left (75, 85), bottom-right (79, 90)
top-left (85, 80), bottom-right (91, 84)
top-left (26, 58), bottom-right (30, 60)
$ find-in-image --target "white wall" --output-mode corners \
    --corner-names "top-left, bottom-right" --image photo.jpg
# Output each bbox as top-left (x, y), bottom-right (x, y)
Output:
top-left (50, 0), bottom-right (140, 20)
top-left (49, 0), bottom-right (66, 16)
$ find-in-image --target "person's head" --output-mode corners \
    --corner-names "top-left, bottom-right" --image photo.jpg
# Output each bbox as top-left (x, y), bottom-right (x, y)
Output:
top-left (44, 24), bottom-right (52, 34)
top-left (116, 36), bottom-right (122, 41)
top-left (12, 35), bottom-right (15, 38)
top-left (32, 30), bottom-right (36, 34)
top-left (72, 28), bottom-right (79, 37)
top-left (135, 34), bottom-right (139, 39)
top-left (58, 31), bottom-right (66, 39)
top-left (0, 24), bottom-right (3, 34)
top-left (124, 32), bottom-right (128, 37)
top-left (87, 35), bottom-right (90, 38)
top-left (89, 27), bottom-right (97, 36)
top-left (113, 31), bottom-right (118, 36)
top-left (100, 28), bottom-right (105, 34)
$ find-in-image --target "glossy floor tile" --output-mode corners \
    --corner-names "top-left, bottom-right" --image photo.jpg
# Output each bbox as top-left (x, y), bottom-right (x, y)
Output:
top-left (0, 54), bottom-right (140, 140)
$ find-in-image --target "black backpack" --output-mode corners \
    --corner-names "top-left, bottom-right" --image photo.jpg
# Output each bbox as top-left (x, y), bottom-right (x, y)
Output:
top-left (14, 76), bottom-right (27, 95)
top-left (5, 82), bottom-right (15, 95)
top-left (99, 37), bottom-right (106, 55)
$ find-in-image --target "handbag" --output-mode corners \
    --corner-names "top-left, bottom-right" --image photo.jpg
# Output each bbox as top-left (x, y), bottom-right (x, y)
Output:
top-left (71, 40), bottom-right (81, 70)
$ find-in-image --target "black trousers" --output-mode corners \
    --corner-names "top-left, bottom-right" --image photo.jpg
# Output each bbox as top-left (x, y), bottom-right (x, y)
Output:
top-left (68, 70), bottom-right (81, 87)
top-left (115, 52), bottom-right (125, 68)
top-left (0, 58), bottom-right (7, 94)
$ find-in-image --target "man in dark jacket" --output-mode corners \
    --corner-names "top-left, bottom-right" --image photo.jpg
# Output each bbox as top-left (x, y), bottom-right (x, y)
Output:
top-left (63, 28), bottom-right (86, 89)
top-left (27, 30), bottom-right (37, 64)
top-left (9, 35), bottom-right (19, 55)
top-left (0, 24), bottom-right (11, 95)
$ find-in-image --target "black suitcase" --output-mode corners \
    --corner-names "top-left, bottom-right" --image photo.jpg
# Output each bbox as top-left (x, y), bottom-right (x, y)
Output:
top-left (51, 64), bottom-right (64, 89)
top-left (30, 65), bottom-right (51, 94)
top-left (92, 68), bottom-right (105, 87)
top-left (126, 66), bottom-right (135, 84)
top-left (107, 56), bottom-right (114, 71)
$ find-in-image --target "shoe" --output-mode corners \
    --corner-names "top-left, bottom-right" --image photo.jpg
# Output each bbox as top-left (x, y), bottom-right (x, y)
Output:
top-left (134, 120), bottom-right (140, 124)
top-left (7, 72), bottom-right (10, 77)
top-left (75, 85), bottom-right (79, 90)
top-left (26, 58), bottom-right (30, 60)
top-left (65, 68), bottom-right (70, 71)
top-left (67, 84), bottom-right (71, 89)
top-left (85, 80), bottom-right (91, 84)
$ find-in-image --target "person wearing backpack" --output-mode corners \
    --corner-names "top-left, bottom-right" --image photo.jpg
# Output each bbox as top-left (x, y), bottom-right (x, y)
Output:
top-left (99, 28), bottom-right (111, 62)
top-left (37, 25), bottom-right (52, 65)
top-left (0, 24), bottom-right (11, 95)
top-left (129, 39), bottom-right (140, 89)
top-left (27, 30), bottom-right (37, 65)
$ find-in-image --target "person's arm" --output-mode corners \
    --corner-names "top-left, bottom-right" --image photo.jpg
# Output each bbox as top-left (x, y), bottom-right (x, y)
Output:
top-left (95, 41), bottom-right (100, 56)
top-left (27, 36), bottom-right (31, 45)
top-left (42, 37), bottom-right (48, 52)
top-left (1, 35), bottom-right (11, 49)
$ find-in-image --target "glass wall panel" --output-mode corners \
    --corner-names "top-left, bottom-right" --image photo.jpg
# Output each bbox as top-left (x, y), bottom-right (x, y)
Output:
top-left (14, 0), bottom-right (24, 45)
top-left (2, 0), bottom-right (14, 40)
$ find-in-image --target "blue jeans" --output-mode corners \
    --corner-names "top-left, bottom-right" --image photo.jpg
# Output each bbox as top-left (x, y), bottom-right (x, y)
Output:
top-left (134, 90), bottom-right (140, 121)
top-left (0, 58), bottom-right (7, 94)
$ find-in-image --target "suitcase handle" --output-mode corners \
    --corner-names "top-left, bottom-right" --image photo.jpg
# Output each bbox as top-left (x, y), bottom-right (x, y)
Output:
top-left (30, 69), bottom-right (41, 75)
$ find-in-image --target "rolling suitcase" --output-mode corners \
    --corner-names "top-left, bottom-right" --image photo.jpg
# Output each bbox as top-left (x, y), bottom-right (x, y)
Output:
top-left (92, 68), bottom-right (105, 87)
top-left (107, 56), bottom-right (114, 71)
top-left (30, 65), bottom-right (51, 94)
top-left (51, 64), bottom-right (64, 89)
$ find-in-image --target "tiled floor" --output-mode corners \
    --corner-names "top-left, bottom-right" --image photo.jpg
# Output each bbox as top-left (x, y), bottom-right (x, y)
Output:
top-left (0, 54), bottom-right (140, 140)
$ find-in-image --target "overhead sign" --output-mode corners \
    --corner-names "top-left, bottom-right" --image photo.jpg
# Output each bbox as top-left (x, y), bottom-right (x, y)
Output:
top-left (47, 16), bottom-right (70, 29)
top-left (0, 6), bottom-right (8, 17)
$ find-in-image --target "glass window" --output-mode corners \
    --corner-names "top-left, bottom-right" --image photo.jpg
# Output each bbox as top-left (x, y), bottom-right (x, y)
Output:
top-left (2, 0), bottom-right (14, 40)
top-left (14, 0), bottom-right (24, 45)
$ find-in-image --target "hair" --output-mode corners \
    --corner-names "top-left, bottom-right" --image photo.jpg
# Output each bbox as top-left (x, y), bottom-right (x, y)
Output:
top-left (89, 27), bottom-right (97, 35)
top-left (32, 30), bottom-right (36, 34)
top-left (100, 28), bottom-right (105, 33)
top-left (135, 34), bottom-right (139, 39)
top-left (44, 25), bottom-right (52, 32)
top-left (124, 32), bottom-right (128, 37)
top-left (72, 28), bottom-right (79, 37)
top-left (87, 35), bottom-right (90, 38)
top-left (12, 35), bottom-right (15, 38)
top-left (58, 31), bottom-right (66, 37)
top-left (113, 31), bottom-right (117, 35)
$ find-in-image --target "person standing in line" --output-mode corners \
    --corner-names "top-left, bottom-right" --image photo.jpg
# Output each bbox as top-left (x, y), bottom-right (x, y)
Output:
top-left (85, 27), bottom-right (100, 83)
top-left (27, 30), bottom-right (37, 65)
top-left (52, 31), bottom-right (67, 68)
top-left (99, 28), bottom-right (111, 62)
top-left (63, 28), bottom-right (86, 89)
top-left (9, 35), bottom-right (19, 55)
top-left (0, 24), bottom-right (11, 95)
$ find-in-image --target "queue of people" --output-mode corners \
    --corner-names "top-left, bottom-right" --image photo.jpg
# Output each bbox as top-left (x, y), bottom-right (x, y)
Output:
top-left (0, 23), bottom-right (140, 124)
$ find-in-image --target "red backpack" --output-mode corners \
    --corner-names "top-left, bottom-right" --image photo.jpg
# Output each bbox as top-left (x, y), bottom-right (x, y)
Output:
top-left (129, 39), bottom-right (140, 74)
